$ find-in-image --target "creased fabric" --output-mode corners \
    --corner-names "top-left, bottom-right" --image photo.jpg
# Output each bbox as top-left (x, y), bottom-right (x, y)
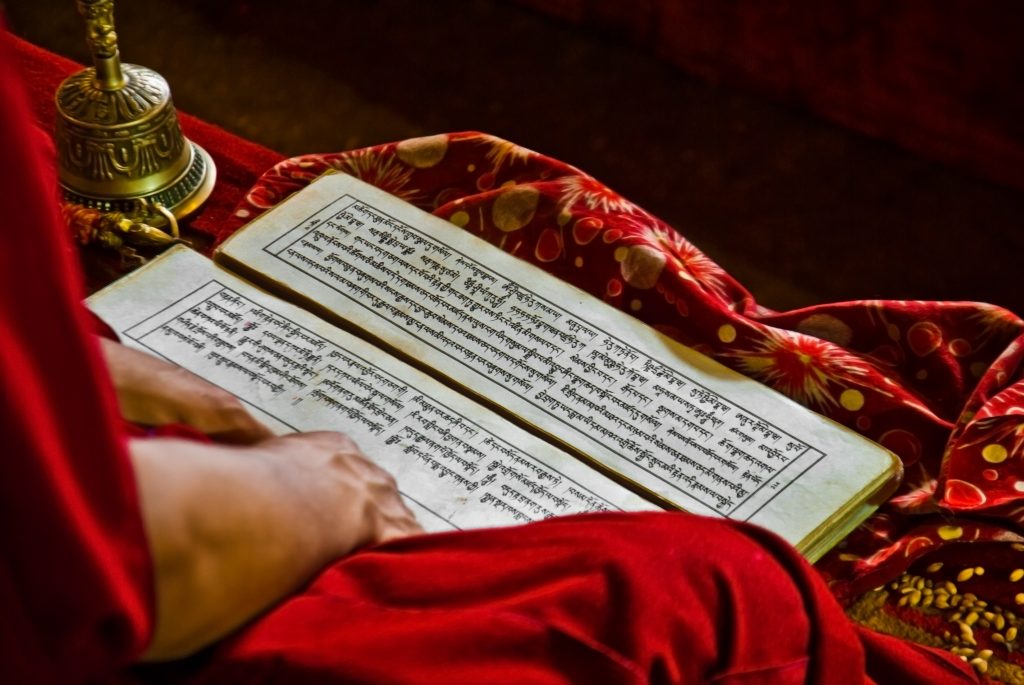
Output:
top-left (147, 514), bottom-right (975, 685)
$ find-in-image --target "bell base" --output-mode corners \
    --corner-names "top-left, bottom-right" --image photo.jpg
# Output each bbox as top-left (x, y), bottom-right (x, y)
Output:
top-left (60, 141), bottom-right (216, 222)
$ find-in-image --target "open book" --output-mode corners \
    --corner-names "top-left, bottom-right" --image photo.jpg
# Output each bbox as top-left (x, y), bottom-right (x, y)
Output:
top-left (88, 173), bottom-right (901, 561)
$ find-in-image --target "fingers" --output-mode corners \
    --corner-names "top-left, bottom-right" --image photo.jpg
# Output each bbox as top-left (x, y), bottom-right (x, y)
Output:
top-left (369, 497), bottom-right (424, 544)
top-left (272, 432), bottom-right (423, 544)
top-left (260, 429), bottom-right (424, 548)
top-left (270, 430), bottom-right (359, 452)
top-left (384, 497), bottom-right (426, 539)
top-left (177, 383), bottom-right (269, 443)
top-left (376, 517), bottom-right (425, 543)
top-left (202, 402), bottom-right (276, 444)
top-left (102, 339), bottom-right (275, 444)
top-left (205, 421), bottom-right (275, 445)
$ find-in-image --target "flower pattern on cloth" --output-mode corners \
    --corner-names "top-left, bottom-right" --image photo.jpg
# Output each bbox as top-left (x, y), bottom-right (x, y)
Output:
top-left (222, 131), bottom-right (1024, 610)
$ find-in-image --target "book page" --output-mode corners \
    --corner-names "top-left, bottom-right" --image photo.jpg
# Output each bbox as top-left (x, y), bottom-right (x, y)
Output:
top-left (217, 173), bottom-right (900, 556)
top-left (88, 246), bottom-right (656, 533)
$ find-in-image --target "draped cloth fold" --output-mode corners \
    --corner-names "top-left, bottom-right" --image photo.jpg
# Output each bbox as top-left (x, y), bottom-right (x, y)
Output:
top-left (150, 514), bottom-right (973, 685)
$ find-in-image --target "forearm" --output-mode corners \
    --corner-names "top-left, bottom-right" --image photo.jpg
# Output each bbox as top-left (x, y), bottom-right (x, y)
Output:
top-left (131, 438), bottom-right (350, 660)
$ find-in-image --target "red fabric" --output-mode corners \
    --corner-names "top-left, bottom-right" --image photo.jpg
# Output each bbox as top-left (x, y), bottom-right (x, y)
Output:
top-left (0, 30), bottom-right (152, 683)
top-left (140, 514), bottom-right (970, 684)
top-left (512, 0), bottom-right (1024, 192)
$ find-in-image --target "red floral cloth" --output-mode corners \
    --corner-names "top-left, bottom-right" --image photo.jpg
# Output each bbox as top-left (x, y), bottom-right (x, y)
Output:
top-left (223, 131), bottom-right (1024, 615)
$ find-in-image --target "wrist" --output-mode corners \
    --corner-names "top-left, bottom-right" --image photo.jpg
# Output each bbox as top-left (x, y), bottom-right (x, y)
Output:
top-left (133, 438), bottom-right (339, 659)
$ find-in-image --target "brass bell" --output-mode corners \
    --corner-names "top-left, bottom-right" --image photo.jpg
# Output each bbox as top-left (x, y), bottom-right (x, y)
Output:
top-left (54, 0), bottom-right (215, 223)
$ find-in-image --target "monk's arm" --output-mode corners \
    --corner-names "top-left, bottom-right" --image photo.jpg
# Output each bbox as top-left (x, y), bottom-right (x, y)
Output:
top-left (99, 336), bottom-right (421, 657)
top-left (131, 431), bottom-right (422, 661)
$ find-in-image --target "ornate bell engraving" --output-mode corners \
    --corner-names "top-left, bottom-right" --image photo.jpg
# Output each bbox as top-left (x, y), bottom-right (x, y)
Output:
top-left (55, 0), bottom-right (215, 220)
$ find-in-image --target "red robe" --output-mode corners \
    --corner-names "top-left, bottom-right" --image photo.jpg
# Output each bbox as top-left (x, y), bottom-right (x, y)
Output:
top-left (0, 28), bottom-right (978, 685)
top-left (0, 31), bottom-right (153, 682)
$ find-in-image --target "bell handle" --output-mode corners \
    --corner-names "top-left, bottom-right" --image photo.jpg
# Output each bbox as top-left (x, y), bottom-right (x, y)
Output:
top-left (77, 0), bottom-right (125, 90)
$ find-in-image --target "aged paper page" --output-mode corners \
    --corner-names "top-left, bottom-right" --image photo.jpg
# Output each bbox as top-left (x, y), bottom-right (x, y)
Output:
top-left (88, 247), bottom-right (656, 533)
top-left (217, 173), bottom-right (900, 556)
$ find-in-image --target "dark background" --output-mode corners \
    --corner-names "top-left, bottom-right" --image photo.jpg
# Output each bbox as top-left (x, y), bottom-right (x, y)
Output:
top-left (5, 0), bottom-right (1023, 313)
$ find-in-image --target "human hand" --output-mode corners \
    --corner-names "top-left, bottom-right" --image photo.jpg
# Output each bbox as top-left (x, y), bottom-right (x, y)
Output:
top-left (260, 431), bottom-right (424, 551)
top-left (133, 430), bottom-right (421, 660)
top-left (99, 336), bottom-right (274, 443)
